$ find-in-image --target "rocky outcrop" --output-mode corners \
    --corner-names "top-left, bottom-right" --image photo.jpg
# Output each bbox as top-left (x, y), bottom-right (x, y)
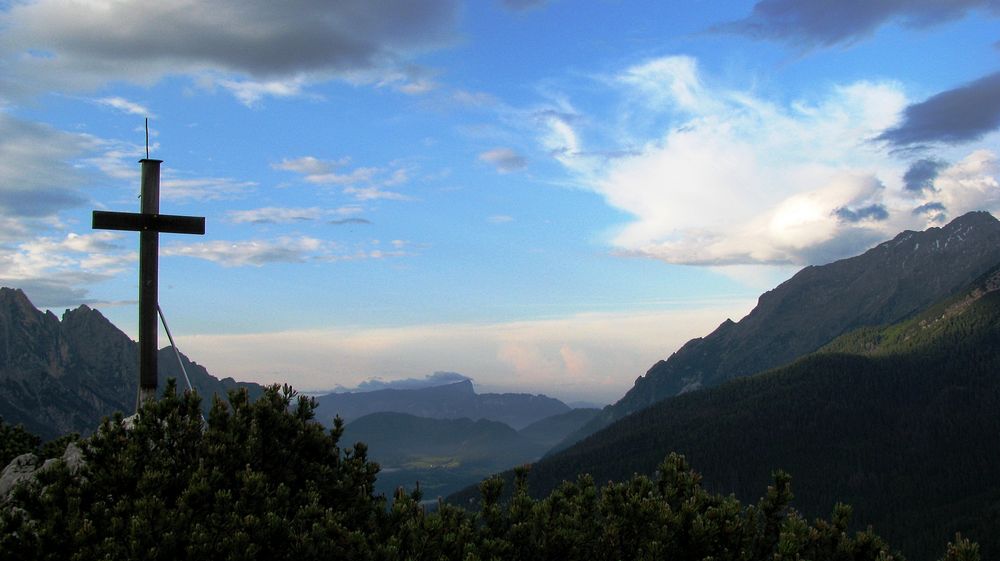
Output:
top-left (0, 442), bottom-right (84, 504)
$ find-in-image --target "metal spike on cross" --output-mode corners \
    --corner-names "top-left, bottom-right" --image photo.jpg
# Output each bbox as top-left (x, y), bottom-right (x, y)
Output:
top-left (93, 158), bottom-right (205, 411)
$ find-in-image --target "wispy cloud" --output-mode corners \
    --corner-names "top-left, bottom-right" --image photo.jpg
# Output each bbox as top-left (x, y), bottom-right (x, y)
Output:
top-left (227, 207), bottom-right (324, 224)
top-left (162, 236), bottom-right (412, 267)
top-left (478, 147), bottom-right (527, 173)
top-left (228, 206), bottom-right (373, 225)
top-left (499, 0), bottom-right (548, 12)
top-left (274, 155), bottom-right (412, 201)
top-left (95, 96), bottom-right (151, 116)
top-left (161, 176), bottom-right (257, 201)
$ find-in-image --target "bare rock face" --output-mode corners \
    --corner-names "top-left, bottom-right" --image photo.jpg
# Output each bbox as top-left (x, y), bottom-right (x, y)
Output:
top-left (0, 453), bottom-right (41, 501)
top-left (0, 442), bottom-right (85, 504)
top-left (0, 287), bottom-right (265, 440)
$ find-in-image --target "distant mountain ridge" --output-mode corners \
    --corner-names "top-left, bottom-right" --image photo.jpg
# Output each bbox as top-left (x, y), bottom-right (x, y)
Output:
top-left (343, 407), bottom-right (599, 499)
top-left (561, 211), bottom-right (1000, 448)
top-left (315, 379), bottom-right (570, 430)
top-left (0, 288), bottom-right (264, 439)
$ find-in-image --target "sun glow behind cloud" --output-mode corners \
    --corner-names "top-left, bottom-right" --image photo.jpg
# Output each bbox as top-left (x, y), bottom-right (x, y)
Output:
top-left (543, 56), bottom-right (1000, 266)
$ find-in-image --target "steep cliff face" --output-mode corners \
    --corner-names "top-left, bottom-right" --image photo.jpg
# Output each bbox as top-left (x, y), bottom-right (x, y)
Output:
top-left (0, 288), bottom-right (263, 439)
top-left (562, 212), bottom-right (1000, 448)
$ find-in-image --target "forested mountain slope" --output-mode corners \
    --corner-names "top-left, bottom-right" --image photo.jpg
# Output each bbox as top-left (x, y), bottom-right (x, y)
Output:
top-left (452, 264), bottom-right (1000, 561)
top-left (560, 211), bottom-right (1000, 449)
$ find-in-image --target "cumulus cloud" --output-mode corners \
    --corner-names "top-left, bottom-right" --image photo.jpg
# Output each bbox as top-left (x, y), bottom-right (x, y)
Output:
top-left (715, 0), bottom-right (1000, 48)
top-left (0, 0), bottom-right (460, 101)
top-left (877, 71), bottom-right (1000, 148)
top-left (0, 232), bottom-right (135, 307)
top-left (478, 147), bottom-right (527, 173)
top-left (542, 55), bottom-right (1000, 266)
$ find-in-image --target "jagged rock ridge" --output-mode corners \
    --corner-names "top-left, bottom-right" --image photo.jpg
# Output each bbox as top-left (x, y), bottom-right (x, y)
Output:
top-left (0, 288), bottom-right (263, 439)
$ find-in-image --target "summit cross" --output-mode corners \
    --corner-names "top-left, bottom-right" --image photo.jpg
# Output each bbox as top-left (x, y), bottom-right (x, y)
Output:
top-left (92, 159), bottom-right (205, 410)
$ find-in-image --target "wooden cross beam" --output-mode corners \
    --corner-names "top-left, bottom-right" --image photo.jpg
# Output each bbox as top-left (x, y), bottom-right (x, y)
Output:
top-left (92, 159), bottom-right (205, 409)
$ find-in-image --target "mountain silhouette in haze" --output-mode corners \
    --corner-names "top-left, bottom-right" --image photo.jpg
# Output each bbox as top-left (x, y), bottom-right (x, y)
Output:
top-left (314, 379), bottom-right (571, 430)
top-left (559, 211), bottom-right (1000, 449)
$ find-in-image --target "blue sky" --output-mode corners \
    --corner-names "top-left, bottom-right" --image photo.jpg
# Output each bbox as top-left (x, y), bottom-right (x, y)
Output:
top-left (2, 0), bottom-right (999, 402)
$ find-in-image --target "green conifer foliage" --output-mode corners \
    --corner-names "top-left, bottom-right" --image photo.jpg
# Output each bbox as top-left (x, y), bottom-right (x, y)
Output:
top-left (0, 381), bottom-right (982, 561)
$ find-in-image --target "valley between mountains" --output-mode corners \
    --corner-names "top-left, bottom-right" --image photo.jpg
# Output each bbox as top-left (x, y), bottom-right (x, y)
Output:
top-left (3, 211), bottom-right (1000, 560)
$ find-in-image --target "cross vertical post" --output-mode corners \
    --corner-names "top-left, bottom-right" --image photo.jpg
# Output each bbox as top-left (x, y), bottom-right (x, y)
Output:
top-left (138, 159), bottom-right (161, 405)
top-left (93, 158), bottom-right (205, 412)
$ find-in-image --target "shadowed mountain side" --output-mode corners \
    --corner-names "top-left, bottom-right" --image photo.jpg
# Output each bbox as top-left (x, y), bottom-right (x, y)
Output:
top-left (0, 287), bottom-right (265, 439)
top-left (344, 412), bottom-right (547, 467)
top-left (448, 265), bottom-right (1000, 561)
top-left (314, 379), bottom-right (570, 430)
top-left (558, 211), bottom-right (1000, 450)
top-left (518, 407), bottom-right (599, 452)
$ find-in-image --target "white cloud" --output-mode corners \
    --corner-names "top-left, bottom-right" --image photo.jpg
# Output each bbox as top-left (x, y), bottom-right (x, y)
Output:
top-left (162, 236), bottom-right (413, 267)
top-left (546, 55), bottom-right (1000, 266)
top-left (162, 237), bottom-right (325, 267)
top-left (343, 186), bottom-right (411, 201)
top-left (176, 302), bottom-right (756, 403)
top-left (0, 231), bottom-right (135, 306)
top-left (488, 215), bottom-right (514, 224)
top-left (227, 207), bottom-right (324, 224)
top-left (95, 96), bottom-right (151, 116)
top-left (616, 56), bottom-right (705, 112)
top-left (217, 77), bottom-right (311, 107)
